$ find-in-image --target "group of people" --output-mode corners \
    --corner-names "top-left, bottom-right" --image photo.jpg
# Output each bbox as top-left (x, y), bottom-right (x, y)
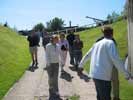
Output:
top-left (27, 26), bottom-right (132, 100)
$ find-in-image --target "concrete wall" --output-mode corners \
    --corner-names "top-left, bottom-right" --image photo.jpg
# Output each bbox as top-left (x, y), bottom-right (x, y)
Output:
top-left (127, 0), bottom-right (133, 74)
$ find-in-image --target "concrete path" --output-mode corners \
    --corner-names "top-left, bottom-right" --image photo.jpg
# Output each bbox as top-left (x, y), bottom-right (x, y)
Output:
top-left (3, 47), bottom-right (96, 100)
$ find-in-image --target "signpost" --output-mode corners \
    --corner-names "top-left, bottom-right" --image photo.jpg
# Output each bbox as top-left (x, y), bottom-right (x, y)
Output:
top-left (127, 0), bottom-right (133, 75)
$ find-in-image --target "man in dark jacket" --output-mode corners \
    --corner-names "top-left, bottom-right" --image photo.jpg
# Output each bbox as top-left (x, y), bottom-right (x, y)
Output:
top-left (66, 30), bottom-right (75, 65)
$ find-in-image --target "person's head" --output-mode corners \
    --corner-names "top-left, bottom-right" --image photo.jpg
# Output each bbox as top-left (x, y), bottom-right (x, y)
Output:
top-left (75, 34), bottom-right (80, 41)
top-left (70, 29), bottom-right (74, 34)
top-left (102, 26), bottom-right (113, 39)
top-left (51, 35), bottom-right (59, 44)
top-left (60, 33), bottom-right (65, 40)
top-left (31, 29), bottom-right (36, 36)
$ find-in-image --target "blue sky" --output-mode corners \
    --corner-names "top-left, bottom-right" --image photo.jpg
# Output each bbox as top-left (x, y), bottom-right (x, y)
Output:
top-left (0, 0), bottom-right (126, 30)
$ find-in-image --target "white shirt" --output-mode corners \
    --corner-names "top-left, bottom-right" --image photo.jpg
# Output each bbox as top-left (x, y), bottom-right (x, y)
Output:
top-left (46, 43), bottom-right (60, 65)
top-left (79, 38), bottom-right (129, 81)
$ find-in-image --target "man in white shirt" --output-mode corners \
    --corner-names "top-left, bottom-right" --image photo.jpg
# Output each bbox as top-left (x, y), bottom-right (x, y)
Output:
top-left (78, 26), bottom-right (131, 100)
top-left (46, 35), bottom-right (62, 100)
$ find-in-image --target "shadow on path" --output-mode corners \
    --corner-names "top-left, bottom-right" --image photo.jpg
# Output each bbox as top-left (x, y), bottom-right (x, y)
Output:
top-left (69, 66), bottom-right (77, 72)
top-left (78, 73), bottom-right (91, 82)
top-left (60, 70), bottom-right (73, 82)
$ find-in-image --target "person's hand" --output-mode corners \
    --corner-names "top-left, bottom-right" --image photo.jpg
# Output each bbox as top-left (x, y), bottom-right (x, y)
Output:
top-left (125, 76), bottom-right (130, 80)
top-left (125, 74), bottom-right (133, 80)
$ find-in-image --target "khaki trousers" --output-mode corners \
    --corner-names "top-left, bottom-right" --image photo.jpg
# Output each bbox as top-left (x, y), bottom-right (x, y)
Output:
top-left (112, 66), bottom-right (119, 98)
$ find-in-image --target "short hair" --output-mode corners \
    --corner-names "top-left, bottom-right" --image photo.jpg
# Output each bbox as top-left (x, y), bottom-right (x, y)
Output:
top-left (101, 26), bottom-right (113, 35)
top-left (60, 33), bottom-right (65, 38)
top-left (51, 34), bottom-right (59, 41)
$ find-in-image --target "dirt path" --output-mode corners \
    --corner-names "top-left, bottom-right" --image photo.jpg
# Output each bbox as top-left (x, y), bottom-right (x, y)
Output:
top-left (3, 47), bottom-right (96, 100)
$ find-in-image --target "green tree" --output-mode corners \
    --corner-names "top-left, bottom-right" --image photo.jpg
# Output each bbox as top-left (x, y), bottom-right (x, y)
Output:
top-left (33, 23), bottom-right (45, 32)
top-left (46, 17), bottom-right (64, 31)
top-left (106, 11), bottom-right (120, 22)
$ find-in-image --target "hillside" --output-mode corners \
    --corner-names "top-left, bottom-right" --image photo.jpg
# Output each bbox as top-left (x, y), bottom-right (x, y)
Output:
top-left (0, 26), bottom-right (30, 99)
top-left (77, 19), bottom-right (133, 100)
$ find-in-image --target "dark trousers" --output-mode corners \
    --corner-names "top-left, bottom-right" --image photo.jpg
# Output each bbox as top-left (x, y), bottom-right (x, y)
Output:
top-left (69, 46), bottom-right (74, 65)
top-left (47, 63), bottom-right (59, 96)
top-left (93, 78), bottom-right (111, 100)
top-left (74, 50), bottom-right (82, 67)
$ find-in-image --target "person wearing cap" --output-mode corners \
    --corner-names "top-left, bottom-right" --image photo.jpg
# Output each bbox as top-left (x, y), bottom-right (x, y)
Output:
top-left (45, 35), bottom-right (62, 100)
top-left (78, 26), bottom-right (131, 100)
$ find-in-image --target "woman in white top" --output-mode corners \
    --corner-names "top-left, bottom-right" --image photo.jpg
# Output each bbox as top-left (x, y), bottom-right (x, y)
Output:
top-left (59, 33), bottom-right (69, 72)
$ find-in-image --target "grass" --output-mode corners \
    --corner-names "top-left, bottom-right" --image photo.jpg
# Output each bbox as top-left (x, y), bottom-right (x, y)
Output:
top-left (75, 19), bottom-right (133, 100)
top-left (0, 26), bottom-right (30, 100)
top-left (69, 96), bottom-right (80, 100)
top-left (0, 19), bottom-right (132, 100)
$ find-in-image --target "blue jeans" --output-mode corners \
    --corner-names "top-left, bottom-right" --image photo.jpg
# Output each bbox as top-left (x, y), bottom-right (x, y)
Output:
top-left (93, 78), bottom-right (111, 100)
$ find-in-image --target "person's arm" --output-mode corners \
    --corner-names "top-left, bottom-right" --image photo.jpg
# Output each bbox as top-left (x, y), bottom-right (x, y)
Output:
top-left (78, 47), bottom-right (93, 68)
top-left (27, 36), bottom-right (30, 41)
top-left (107, 42), bottom-right (130, 79)
top-left (81, 41), bottom-right (83, 49)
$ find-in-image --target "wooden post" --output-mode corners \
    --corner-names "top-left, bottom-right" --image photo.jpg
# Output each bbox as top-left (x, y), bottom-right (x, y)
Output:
top-left (127, 0), bottom-right (133, 75)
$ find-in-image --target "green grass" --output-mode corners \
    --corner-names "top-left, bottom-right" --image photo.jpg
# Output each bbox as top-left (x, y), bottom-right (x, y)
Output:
top-left (76, 19), bottom-right (133, 100)
top-left (69, 95), bottom-right (80, 100)
top-left (0, 26), bottom-right (30, 99)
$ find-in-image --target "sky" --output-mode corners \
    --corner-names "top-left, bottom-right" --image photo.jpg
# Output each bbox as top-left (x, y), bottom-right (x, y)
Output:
top-left (0, 0), bottom-right (126, 30)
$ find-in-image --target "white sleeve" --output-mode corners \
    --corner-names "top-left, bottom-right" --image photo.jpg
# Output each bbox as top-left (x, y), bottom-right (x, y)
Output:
top-left (107, 42), bottom-right (130, 78)
top-left (125, 56), bottom-right (130, 73)
top-left (45, 45), bottom-right (50, 66)
top-left (78, 47), bottom-right (93, 68)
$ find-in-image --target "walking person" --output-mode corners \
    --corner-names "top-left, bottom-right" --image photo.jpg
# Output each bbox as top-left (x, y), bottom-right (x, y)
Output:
top-left (42, 31), bottom-right (51, 49)
top-left (27, 30), bottom-right (40, 66)
top-left (78, 26), bottom-right (131, 100)
top-left (96, 36), bottom-right (120, 100)
top-left (66, 30), bottom-right (75, 65)
top-left (73, 34), bottom-right (83, 70)
top-left (45, 35), bottom-right (62, 100)
top-left (59, 33), bottom-right (69, 72)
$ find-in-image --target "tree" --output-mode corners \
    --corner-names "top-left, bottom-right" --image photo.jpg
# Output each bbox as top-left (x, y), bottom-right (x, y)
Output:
top-left (4, 22), bottom-right (8, 27)
top-left (106, 11), bottom-right (120, 23)
top-left (121, 2), bottom-right (128, 17)
top-left (33, 23), bottom-right (45, 32)
top-left (46, 17), bottom-right (64, 31)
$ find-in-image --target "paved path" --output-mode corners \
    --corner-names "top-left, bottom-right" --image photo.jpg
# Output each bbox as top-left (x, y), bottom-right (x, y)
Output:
top-left (3, 47), bottom-right (96, 100)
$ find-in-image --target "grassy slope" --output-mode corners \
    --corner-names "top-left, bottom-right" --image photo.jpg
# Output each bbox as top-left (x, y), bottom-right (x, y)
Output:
top-left (77, 20), bottom-right (133, 100)
top-left (0, 26), bottom-right (30, 99)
